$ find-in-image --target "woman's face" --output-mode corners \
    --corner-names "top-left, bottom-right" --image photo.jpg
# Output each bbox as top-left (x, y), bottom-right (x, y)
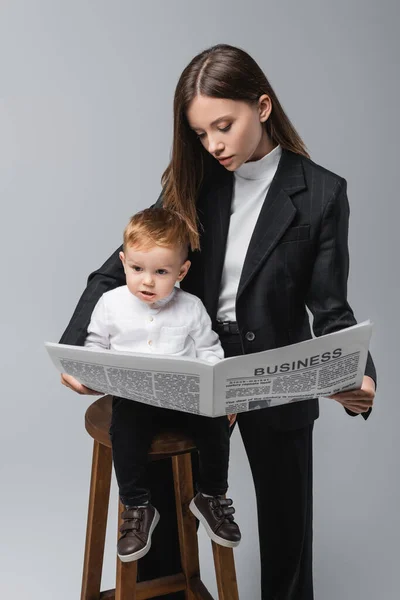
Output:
top-left (186, 95), bottom-right (273, 171)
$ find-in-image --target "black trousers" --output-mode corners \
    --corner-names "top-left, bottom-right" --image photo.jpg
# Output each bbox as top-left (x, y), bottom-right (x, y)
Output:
top-left (134, 333), bottom-right (314, 600)
top-left (110, 396), bottom-right (230, 506)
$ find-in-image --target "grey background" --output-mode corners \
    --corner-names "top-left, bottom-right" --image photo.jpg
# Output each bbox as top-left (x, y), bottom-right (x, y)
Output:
top-left (1, 1), bottom-right (398, 598)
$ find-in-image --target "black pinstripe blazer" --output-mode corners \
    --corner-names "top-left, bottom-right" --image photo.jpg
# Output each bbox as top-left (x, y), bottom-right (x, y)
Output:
top-left (60, 149), bottom-right (376, 429)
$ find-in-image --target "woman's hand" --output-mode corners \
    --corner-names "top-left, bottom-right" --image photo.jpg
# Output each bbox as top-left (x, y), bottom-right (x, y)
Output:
top-left (227, 413), bottom-right (237, 426)
top-left (328, 375), bottom-right (375, 414)
top-left (60, 373), bottom-right (102, 395)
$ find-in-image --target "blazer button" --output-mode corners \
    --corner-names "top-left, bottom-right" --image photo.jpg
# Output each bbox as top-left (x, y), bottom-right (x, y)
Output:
top-left (245, 331), bottom-right (255, 341)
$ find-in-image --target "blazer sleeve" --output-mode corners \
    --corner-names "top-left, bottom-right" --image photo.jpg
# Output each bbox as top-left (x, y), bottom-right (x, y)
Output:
top-left (59, 191), bottom-right (164, 346)
top-left (59, 246), bottom-right (125, 346)
top-left (305, 178), bottom-right (376, 420)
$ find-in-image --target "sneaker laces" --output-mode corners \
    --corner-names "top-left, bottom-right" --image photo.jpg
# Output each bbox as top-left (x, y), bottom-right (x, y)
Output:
top-left (209, 496), bottom-right (236, 523)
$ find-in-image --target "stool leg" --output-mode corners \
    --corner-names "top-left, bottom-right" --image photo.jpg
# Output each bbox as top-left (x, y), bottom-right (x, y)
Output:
top-left (115, 499), bottom-right (138, 600)
top-left (171, 452), bottom-right (199, 600)
top-left (81, 440), bottom-right (112, 600)
top-left (212, 543), bottom-right (239, 600)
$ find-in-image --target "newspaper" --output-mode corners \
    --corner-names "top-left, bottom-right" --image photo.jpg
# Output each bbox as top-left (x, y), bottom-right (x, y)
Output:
top-left (45, 321), bottom-right (372, 417)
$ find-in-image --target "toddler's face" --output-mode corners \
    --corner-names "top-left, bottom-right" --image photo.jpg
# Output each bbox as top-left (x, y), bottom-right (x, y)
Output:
top-left (119, 244), bottom-right (190, 305)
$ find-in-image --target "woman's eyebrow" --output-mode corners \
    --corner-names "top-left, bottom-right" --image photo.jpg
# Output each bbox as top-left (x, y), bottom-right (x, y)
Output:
top-left (210, 114), bottom-right (233, 125)
top-left (190, 114), bottom-right (233, 131)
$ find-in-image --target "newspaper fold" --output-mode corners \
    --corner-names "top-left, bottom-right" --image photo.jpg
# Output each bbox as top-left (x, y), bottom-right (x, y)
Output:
top-left (45, 320), bottom-right (372, 417)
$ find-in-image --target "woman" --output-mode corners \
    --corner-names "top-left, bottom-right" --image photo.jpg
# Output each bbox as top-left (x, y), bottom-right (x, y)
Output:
top-left (61, 44), bottom-right (376, 599)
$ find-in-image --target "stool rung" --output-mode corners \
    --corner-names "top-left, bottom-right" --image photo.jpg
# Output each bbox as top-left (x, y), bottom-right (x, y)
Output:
top-left (99, 572), bottom-right (187, 599)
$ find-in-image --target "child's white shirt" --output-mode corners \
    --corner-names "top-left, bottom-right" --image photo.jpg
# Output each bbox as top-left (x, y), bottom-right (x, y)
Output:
top-left (84, 286), bottom-right (224, 364)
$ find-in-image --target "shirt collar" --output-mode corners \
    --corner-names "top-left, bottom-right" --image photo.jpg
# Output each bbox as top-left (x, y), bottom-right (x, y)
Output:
top-left (148, 286), bottom-right (177, 311)
top-left (234, 144), bottom-right (282, 181)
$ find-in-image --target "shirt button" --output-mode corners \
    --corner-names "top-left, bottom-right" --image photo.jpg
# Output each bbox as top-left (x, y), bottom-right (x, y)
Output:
top-left (148, 316), bottom-right (154, 322)
top-left (148, 340), bottom-right (152, 346)
top-left (245, 331), bottom-right (255, 341)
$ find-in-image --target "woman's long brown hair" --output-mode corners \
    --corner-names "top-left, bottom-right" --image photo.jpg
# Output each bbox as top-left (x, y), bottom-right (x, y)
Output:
top-left (161, 43), bottom-right (309, 250)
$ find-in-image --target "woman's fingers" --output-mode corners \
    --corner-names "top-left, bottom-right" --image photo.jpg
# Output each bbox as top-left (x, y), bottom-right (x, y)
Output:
top-left (329, 394), bottom-right (373, 412)
top-left (60, 373), bottom-right (101, 395)
top-left (330, 388), bottom-right (374, 402)
top-left (341, 400), bottom-right (371, 413)
top-left (329, 392), bottom-right (373, 413)
top-left (227, 413), bottom-right (237, 426)
top-left (328, 375), bottom-right (375, 413)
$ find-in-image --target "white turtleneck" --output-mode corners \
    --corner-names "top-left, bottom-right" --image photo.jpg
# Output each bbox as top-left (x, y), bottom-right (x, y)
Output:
top-left (216, 144), bottom-right (282, 322)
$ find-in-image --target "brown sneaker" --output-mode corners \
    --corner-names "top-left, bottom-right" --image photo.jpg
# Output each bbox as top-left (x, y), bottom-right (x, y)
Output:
top-left (189, 492), bottom-right (241, 548)
top-left (117, 504), bottom-right (160, 562)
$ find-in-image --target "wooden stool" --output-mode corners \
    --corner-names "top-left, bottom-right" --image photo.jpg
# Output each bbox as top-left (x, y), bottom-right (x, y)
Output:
top-left (81, 395), bottom-right (239, 600)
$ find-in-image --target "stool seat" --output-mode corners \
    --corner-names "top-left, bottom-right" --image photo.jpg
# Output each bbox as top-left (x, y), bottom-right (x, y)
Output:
top-left (81, 395), bottom-right (239, 600)
top-left (85, 394), bottom-right (197, 456)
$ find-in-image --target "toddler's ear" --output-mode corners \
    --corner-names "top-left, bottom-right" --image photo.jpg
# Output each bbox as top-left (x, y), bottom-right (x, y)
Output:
top-left (177, 260), bottom-right (191, 282)
top-left (119, 251), bottom-right (127, 272)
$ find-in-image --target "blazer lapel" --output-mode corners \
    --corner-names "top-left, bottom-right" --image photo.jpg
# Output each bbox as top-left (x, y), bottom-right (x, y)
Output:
top-left (237, 149), bottom-right (306, 299)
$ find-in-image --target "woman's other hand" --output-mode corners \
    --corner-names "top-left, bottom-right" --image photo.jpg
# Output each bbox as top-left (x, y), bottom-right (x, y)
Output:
top-left (328, 375), bottom-right (375, 414)
top-left (60, 373), bottom-right (102, 395)
top-left (227, 413), bottom-right (237, 426)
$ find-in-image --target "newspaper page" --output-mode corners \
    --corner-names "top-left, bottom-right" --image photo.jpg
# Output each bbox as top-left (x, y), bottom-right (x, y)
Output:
top-left (212, 321), bottom-right (373, 417)
top-left (45, 320), bottom-right (372, 417)
top-left (46, 344), bottom-right (214, 416)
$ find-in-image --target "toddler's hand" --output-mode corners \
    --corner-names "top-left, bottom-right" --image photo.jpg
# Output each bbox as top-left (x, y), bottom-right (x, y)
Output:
top-left (61, 373), bottom-right (102, 395)
top-left (227, 413), bottom-right (237, 427)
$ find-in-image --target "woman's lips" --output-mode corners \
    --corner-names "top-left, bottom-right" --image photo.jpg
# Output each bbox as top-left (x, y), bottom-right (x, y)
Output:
top-left (218, 155), bottom-right (234, 166)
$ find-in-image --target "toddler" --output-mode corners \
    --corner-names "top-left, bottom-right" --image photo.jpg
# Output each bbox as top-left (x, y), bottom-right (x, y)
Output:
top-left (84, 207), bottom-right (241, 562)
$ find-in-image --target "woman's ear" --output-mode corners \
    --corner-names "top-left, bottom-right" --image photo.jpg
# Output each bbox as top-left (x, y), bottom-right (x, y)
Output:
top-left (258, 94), bottom-right (272, 123)
top-left (177, 260), bottom-right (191, 282)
